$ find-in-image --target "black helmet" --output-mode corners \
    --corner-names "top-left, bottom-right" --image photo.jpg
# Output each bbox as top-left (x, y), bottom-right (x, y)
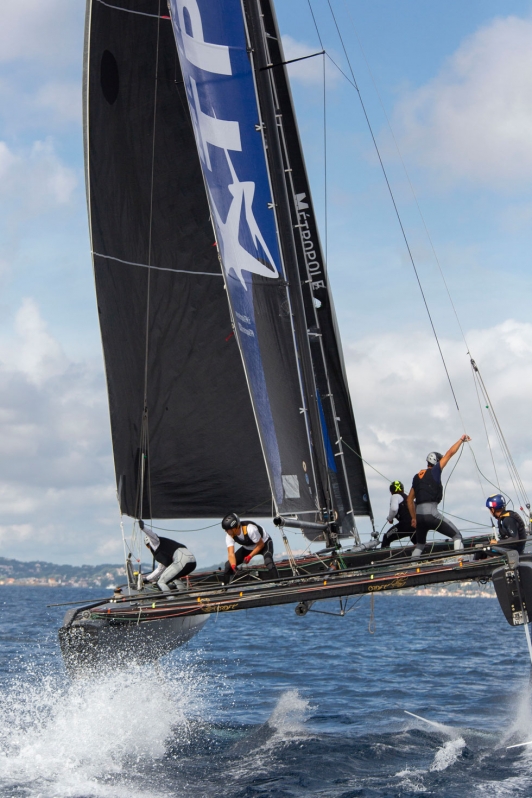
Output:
top-left (389, 480), bottom-right (404, 494)
top-left (222, 513), bottom-right (240, 530)
top-left (426, 452), bottom-right (443, 466)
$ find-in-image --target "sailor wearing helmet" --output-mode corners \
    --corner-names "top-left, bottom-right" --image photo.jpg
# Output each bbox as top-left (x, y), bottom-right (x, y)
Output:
top-left (221, 513), bottom-right (279, 585)
top-left (381, 480), bottom-right (416, 549)
top-left (139, 520), bottom-right (196, 591)
top-left (406, 435), bottom-right (471, 559)
top-left (486, 494), bottom-right (527, 554)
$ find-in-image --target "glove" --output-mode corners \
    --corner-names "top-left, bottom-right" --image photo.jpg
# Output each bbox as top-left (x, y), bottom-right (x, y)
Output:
top-left (231, 563), bottom-right (237, 571)
top-left (243, 555), bottom-right (252, 564)
top-left (139, 519), bottom-right (144, 530)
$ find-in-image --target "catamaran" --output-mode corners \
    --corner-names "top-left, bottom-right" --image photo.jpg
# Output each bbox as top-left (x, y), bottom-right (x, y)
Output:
top-left (59, 0), bottom-right (531, 673)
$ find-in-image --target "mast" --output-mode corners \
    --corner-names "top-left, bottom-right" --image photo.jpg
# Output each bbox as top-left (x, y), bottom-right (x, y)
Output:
top-left (241, 0), bottom-right (334, 521)
top-left (245, 0), bottom-right (373, 539)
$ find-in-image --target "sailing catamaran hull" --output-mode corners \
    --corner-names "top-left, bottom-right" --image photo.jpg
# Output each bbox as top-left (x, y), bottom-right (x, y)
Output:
top-left (59, 605), bottom-right (208, 676)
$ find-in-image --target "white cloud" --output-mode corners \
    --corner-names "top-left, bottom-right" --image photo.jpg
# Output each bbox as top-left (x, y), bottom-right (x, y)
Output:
top-left (0, 139), bottom-right (77, 217)
top-left (346, 319), bottom-right (532, 534)
top-left (282, 35), bottom-right (339, 87)
top-left (36, 82), bottom-right (82, 126)
top-left (0, 300), bottom-right (115, 562)
top-left (392, 14), bottom-right (532, 189)
top-left (0, 1), bottom-right (82, 66)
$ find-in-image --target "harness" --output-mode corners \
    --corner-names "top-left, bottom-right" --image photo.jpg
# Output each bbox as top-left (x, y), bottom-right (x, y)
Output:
top-left (233, 521), bottom-right (266, 549)
top-left (396, 492), bottom-right (414, 531)
top-left (150, 536), bottom-right (186, 567)
top-left (413, 467), bottom-right (443, 505)
top-left (498, 510), bottom-right (526, 541)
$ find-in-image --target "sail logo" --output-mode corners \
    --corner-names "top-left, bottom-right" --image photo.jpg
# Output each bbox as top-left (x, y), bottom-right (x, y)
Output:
top-left (169, 0), bottom-right (280, 290)
top-left (295, 193), bottom-right (325, 290)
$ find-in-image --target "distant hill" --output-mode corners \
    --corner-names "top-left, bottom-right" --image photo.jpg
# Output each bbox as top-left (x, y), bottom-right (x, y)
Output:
top-left (0, 556), bottom-right (223, 587)
top-left (0, 556), bottom-right (137, 588)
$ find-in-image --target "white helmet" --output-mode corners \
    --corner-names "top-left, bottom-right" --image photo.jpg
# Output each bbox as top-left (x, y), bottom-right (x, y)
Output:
top-left (426, 452), bottom-right (442, 466)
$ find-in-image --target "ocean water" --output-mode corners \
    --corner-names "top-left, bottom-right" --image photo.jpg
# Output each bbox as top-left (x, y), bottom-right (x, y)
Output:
top-left (1, 587), bottom-right (532, 797)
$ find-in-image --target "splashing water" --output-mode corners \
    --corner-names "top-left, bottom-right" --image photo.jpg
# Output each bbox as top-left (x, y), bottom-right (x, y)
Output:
top-left (267, 689), bottom-right (310, 738)
top-left (430, 736), bottom-right (466, 771)
top-left (0, 659), bottom-right (208, 798)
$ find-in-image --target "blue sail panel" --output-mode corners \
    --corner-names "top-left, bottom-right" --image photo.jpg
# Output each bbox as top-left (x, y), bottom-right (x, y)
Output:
top-left (169, 0), bottom-right (318, 514)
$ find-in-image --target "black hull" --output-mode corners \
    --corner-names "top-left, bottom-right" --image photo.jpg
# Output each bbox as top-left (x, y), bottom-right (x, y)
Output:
top-left (59, 601), bottom-right (208, 676)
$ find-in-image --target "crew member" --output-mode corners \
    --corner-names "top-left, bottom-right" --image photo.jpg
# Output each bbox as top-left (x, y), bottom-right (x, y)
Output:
top-left (486, 494), bottom-right (527, 554)
top-left (139, 520), bottom-right (196, 592)
top-left (407, 435), bottom-right (471, 558)
top-left (381, 480), bottom-right (416, 549)
top-left (222, 513), bottom-right (279, 585)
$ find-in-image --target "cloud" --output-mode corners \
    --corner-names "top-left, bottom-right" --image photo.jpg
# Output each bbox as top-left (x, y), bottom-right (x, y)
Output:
top-left (392, 15), bottom-right (532, 189)
top-left (346, 319), bottom-right (532, 534)
top-left (0, 139), bottom-right (77, 224)
top-left (281, 35), bottom-right (339, 88)
top-left (0, 300), bottom-right (115, 562)
top-left (36, 82), bottom-right (82, 126)
top-left (0, 1), bottom-right (82, 66)
top-left (1, 300), bottom-right (530, 566)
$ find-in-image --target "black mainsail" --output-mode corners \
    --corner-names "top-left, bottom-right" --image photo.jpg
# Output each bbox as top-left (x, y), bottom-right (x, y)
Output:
top-left (85, 0), bottom-right (273, 517)
top-left (85, 0), bottom-right (371, 531)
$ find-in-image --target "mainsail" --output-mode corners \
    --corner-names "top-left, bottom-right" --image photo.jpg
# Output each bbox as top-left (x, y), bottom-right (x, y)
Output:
top-left (85, 0), bottom-right (339, 519)
top-left (85, 0), bottom-right (274, 517)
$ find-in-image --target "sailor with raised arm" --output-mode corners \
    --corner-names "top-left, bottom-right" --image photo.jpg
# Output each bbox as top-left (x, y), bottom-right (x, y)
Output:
top-left (139, 520), bottom-right (196, 591)
top-left (486, 494), bottom-right (527, 554)
top-left (381, 481), bottom-right (416, 549)
top-left (406, 435), bottom-right (470, 559)
top-left (222, 513), bottom-right (279, 585)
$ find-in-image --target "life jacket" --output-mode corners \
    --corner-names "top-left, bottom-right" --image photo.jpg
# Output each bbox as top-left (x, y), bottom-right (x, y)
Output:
top-left (412, 468), bottom-right (443, 505)
top-left (233, 521), bottom-right (266, 550)
top-left (396, 492), bottom-right (414, 531)
top-left (150, 536), bottom-right (186, 567)
top-left (498, 510), bottom-right (526, 541)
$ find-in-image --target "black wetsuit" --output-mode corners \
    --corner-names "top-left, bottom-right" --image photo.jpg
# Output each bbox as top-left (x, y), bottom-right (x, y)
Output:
top-left (381, 492), bottom-right (416, 548)
top-left (411, 463), bottom-right (462, 556)
top-left (497, 510), bottom-right (527, 554)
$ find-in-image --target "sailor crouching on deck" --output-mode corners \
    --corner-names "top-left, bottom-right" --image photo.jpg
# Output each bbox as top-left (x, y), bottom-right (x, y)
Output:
top-left (139, 520), bottom-right (196, 592)
top-left (222, 513), bottom-right (279, 585)
top-left (486, 494), bottom-right (527, 554)
top-left (381, 481), bottom-right (416, 548)
top-left (407, 435), bottom-right (470, 559)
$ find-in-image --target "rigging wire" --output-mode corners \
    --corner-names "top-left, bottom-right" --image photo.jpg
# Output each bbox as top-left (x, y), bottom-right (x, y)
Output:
top-left (139, 499), bottom-right (272, 534)
top-left (333, 0), bottom-right (529, 517)
top-left (314, 11), bottom-right (527, 519)
top-left (321, 0), bottom-right (461, 418)
top-left (130, 3), bottom-right (162, 567)
top-left (340, 437), bottom-right (392, 483)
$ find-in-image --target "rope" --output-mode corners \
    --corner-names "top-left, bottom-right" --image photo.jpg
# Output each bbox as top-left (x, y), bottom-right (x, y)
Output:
top-left (135, 0), bottom-right (161, 528)
top-left (322, 0), bottom-right (461, 416)
top-left (470, 361), bottom-right (501, 490)
top-left (472, 362), bottom-right (530, 511)
top-left (137, 499), bottom-right (272, 534)
top-left (340, 437), bottom-right (392, 483)
top-left (323, 51), bottom-right (328, 261)
top-left (335, 1), bottom-right (530, 517)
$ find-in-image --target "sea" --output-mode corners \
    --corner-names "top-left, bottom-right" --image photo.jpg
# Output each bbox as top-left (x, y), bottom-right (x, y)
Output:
top-left (1, 587), bottom-right (532, 797)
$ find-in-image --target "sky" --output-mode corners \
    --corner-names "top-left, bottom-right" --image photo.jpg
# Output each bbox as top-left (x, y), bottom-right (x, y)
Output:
top-left (0, 0), bottom-right (531, 567)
